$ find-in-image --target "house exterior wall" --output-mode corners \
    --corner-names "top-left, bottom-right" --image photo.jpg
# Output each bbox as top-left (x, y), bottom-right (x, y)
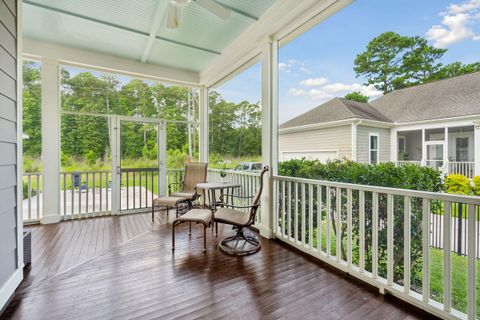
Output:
top-left (356, 125), bottom-right (391, 163)
top-left (0, 0), bottom-right (20, 308)
top-left (278, 125), bottom-right (352, 161)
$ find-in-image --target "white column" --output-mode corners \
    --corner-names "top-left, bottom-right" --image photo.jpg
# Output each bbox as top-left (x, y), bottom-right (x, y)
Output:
top-left (475, 122), bottom-right (480, 176)
top-left (259, 37), bottom-right (278, 239)
top-left (421, 129), bottom-right (426, 166)
top-left (199, 86), bottom-right (209, 163)
top-left (390, 128), bottom-right (397, 163)
top-left (109, 116), bottom-right (120, 214)
top-left (41, 58), bottom-right (61, 224)
top-left (444, 127), bottom-right (449, 175)
top-left (351, 122), bottom-right (357, 162)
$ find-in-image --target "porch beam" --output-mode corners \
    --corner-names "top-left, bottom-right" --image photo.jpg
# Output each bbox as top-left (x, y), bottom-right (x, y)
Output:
top-left (23, 39), bottom-right (200, 86)
top-left (200, 0), bottom-right (353, 86)
top-left (259, 37), bottom-right (278, 239)
top-left (40, 58), bottom-right (61, 224)
top-left (140, 1), bottom-right (169, 63)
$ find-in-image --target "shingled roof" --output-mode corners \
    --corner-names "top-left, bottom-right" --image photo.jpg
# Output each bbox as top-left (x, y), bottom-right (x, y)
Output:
top-left (280, 71), bottom-right (480, 129)
top-left (280, 97), bottom-right (392, 129)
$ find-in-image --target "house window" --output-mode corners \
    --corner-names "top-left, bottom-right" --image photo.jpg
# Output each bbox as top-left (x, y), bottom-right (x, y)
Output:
top-left (456, 137), bottom-right (469, 161)
top-left (369, 133), bottom-right (379, 164)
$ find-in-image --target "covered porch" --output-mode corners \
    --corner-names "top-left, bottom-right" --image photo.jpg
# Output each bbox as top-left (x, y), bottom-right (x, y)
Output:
top-left (2, 0), bottom-right (480, 320)
top-left (394, 124), bottom-right (480, 178)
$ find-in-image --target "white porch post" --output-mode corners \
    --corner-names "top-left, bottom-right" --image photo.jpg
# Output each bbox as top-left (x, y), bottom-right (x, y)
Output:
top-left (444, 127), bottom-right (449, 175)
top-left (475, 122), bottom-right (480, 176)
top-left (391, 128), bottom-right (397, 163)
top-left (259, 37), bottom-right (278, 239)
top-left (41, 58), bottom-right (61, 224)
top-left (421, 129), bottom-right (426, 166)
top-left (199, 86), bottom-right (209, 163)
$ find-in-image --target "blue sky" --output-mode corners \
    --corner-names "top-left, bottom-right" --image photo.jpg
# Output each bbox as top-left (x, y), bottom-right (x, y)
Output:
top-left (216, 0), bottom-right (480, 123)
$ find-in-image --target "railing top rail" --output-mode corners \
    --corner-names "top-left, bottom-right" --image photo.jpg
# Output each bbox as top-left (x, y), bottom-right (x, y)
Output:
top-left (120, 167), bottom-right (159, 172)
top-left (208, 168), bottom-right (261, 177)
top-left (448, 161), bottom-right (475, 164)
top-left (60, 170), bottom-right (111, 174)
top-left (273, 175), bottom-right (480, 205)
top-left (23, 172), bottom-right (42, 175)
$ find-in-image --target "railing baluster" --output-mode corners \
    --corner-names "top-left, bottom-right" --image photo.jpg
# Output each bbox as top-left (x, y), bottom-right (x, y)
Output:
top-left (317, 185), bottom-right (322, 252)
top-left (336, 187), bottom-right (341, 262)
top-left (63, 173), bottom-right (66, 217)
top-left (78, 173), bottom-right (81, 216)
top-left (404, 196), bottom-right (411, 293)
top-left (347, 188), bottom-right (352, 267)
top-left (301, 183), bottom-right (306, 245)
top-left (359, 190), bottom-right (365, 272)
top-left (281, 180), bottom-right (286, 237)
top-left (86, 173), bottom-right (89, 216)
top-left (37, 174), bottom-right (41, 219)
top-left (422, 198), bottom-right (430, 302)
top-left (467, 204), bottom-right (476, 319)
top-left (288, 181), bottom-right (292, 240)
top-left (27, 174), bottom-right (32, 220)
top-left (372, 191), bottom-right (379, 279)
top-left (443, 201), bottom-right (452, 312)
top-left (294, 182), bottom-right (299, 242)
top-left (139, 170), bottom-right (142, 208)
top-left (387, 193), bottom-right (394, 286)
top-left (133, 171), bottom-right (136, 209)
top-left (326, 186), bottom-right (331, 256)
top-left (309, 184), bottom-right (313, 249)
top-left (100, 172), bottom-right (103, 213)
top-left (71, 173), bottom-right (74, 217)
top-left (93, 173), bottom-right (96, 215)
top-left (126, 172), bottom-right (129, 210)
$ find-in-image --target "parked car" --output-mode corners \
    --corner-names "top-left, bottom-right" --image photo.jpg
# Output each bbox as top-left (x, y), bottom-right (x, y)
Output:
top-left (234, 162), bottom-right (262, 171)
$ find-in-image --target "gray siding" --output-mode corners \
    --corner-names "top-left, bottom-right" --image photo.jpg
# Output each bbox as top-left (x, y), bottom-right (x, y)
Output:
top-left (356, 125), bottom-right (391, 163)
top-left (0, 0), bottom-right (18, 294)
top-left (279, 125), bottom-right (352, 160)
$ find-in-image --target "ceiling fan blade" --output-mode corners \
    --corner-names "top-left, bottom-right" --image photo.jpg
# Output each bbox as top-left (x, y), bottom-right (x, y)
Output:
top-left (166, 3), bottom-right (180, 29)
top-left (195, 0), bottom-right (231, 19)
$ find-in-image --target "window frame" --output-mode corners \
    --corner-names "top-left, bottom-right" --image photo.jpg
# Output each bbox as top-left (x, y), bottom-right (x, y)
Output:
top-left (369, 133), bottom-right (380, 164)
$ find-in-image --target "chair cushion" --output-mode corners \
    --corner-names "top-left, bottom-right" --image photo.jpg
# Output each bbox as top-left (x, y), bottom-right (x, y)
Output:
top-left (153, 196), bottom-right (189, 207)
top-left (214, 207), bottom-right (250, 226)
top-left (175, 209), bottom-right (212, 225)
top-left (170, 191), bottom-right (196, 199)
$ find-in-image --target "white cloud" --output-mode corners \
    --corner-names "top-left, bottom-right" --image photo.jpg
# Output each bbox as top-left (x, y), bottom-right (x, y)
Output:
top-left (288, 88), bottom-right (306, 96)
top-left (289, 76), bottom-right (383, 103)
top-left (426, 0), bottom-right (480, 48)
top-left (278, 59), bottom-right (312, 74)
top-left (300, 77), bottom-right (329, 86)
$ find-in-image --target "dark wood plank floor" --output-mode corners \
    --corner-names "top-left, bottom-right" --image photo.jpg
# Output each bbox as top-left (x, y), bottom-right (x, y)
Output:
top-left (3, 212), bottom-right (436, 320)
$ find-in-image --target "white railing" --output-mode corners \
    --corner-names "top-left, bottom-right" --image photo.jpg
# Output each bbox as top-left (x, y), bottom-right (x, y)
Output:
top-left (23, 172), bottom-right (42, 223)
top-left (396, 160), bottom-right (422, 166)
top-left (23, 168), bottom-right (184, 222)
top-left (448, 162), bottom-right (475, 178)
top-left (207, 168), bottom-right (262, 222)
top-left (272, 175), bottom-right (479, 320)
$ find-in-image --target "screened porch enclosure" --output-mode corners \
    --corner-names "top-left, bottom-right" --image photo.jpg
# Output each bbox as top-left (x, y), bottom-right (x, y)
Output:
top-left (9, 0), bottom-right (480, 320)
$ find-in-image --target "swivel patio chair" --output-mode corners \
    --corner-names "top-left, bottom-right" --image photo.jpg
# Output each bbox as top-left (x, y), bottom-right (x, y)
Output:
top-left (152, 162), bottom-right (208, 220)
top-left (213, 166), bottom-right (269, 256)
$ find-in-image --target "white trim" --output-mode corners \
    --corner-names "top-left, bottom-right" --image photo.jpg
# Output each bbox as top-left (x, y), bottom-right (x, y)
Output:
top-left (368, 133), bottom-right (379, 164)
top-left (199, 86), bottom-right (209, 163)
top-left (394, 115), bottom-right (480, 131)
top-left (23, 39), bottom-right (200, 86)
top-left (279, 118), bottom-right (393, 134)
top-left (474, 122), bottom-right (480, 176)
top-left (209, 54), bottom-right (261, 89)
top-left (351, 122), bottom-right (358, 161)
top-left (199, 0), bottom-right (354, 86)
top-left (0, 269), bottom-right (22, 311)
top-left (140, 1), bottom-right (169, 63)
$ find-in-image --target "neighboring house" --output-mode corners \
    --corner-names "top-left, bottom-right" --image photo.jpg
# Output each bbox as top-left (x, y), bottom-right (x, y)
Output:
top-left (279, 71), bottom-right (480, 177)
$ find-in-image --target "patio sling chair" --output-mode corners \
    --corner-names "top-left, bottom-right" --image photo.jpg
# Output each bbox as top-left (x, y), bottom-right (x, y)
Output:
top-left (213, 166), bottom-right (269, 256)
top-left (152, 162), bottom-right (208, 220)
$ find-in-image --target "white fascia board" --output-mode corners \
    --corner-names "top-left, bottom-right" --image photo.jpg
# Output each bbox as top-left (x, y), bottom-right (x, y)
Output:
top-left (394, 115), bottom-right (480, 132)
top-left (279, 118), bottom-right (393, 134)
top-left (199, 0), bottom-right (353, 87)
top-left (23, 39), bottom-right (200, 86)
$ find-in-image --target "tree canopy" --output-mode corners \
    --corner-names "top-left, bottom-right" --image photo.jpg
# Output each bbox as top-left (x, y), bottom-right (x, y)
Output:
top-left (344, 91), bottom-right (369, 103)
top-left (354, 32), bottom-right (478, 94)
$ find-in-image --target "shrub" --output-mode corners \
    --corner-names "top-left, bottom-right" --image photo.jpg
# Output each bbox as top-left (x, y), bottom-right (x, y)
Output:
top-left (278, 159), bottom-right (444, 289)
top-left (84, 150), bottom-right (97, 167)
top-left (445, 174), bottom-right (471, 195)
top-left (473, 176), bottom-right (480, 196)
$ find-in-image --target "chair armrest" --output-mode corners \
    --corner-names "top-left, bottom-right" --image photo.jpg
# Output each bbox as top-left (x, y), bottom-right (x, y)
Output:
top-left (220, 203), bottom-right (259, 210)
top-left (223, 194), bottom-right (254, 199)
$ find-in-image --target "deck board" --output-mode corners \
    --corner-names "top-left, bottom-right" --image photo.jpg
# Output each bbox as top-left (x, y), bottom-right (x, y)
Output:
top-left (3, 212), bottom-right (437, 320)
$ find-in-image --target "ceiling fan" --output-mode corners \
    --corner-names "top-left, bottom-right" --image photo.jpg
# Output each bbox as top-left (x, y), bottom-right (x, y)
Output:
top-left (167, 0), bottom-right (231, 29)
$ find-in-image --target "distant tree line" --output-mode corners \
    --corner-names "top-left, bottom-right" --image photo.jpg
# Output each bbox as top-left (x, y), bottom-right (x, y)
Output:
top-left (22, 61), bottom-right (262, 163)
